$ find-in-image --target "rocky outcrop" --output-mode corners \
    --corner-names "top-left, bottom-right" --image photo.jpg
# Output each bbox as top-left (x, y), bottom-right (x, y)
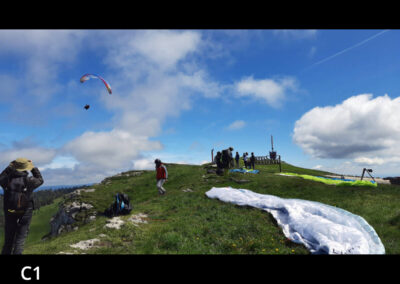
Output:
top-left (44, 188), bottom-right (97, 239)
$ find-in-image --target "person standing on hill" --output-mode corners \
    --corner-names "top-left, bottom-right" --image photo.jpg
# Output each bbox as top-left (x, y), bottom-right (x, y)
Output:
top-left (243, 153), bottom-right (248, 169)
top-left (250, 152), bottom-right (256, 170)
top-left (246, 152), bottom-right (251, 169)
top-left (235, 152), bottom-right (240, 168)
top-left (214, 152), bottom-right (223, 175)
top-left (155, 159), bottom-right (168, 195)
top-left (0, 158), bottom-right (44, 255)
top-left (229, 147), bottom-right (234, 168)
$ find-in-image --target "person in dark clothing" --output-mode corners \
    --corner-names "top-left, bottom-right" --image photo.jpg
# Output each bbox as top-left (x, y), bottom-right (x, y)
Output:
top-left (235, 152), bottom-right (240, 168)
top-left (250, 152), bottom-right (256, 170)
top-left (214, 152), bottom-right (223, 175)
top-left (214, 152), bottom-right (222, 167)
top-left (229, 147), bottom-right (234, 168)
top-left (0, 158), bottom-right (44, 255)
top-left (220, 147), bottom-right (234, 170)
top-left (221, 150), bottom-right (229, 169)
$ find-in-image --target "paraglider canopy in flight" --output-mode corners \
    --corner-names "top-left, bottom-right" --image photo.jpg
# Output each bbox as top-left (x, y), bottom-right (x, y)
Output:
top-left (80, 73), bottom-right (112, 94)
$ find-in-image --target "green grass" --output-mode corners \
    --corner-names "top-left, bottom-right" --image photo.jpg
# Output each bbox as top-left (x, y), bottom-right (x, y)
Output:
top-left (2, 160), bottom-right (400, 254)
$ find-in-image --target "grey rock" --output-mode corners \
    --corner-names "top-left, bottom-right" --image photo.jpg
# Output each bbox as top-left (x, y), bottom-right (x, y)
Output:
top-left (48, 200), bottom-right (95, 237)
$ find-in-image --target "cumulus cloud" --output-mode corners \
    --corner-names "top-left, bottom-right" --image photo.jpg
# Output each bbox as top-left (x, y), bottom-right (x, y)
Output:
top-left (293, 94), bottom-right (400, 161)
top-left (132, 158), bottom-right (155, 171)
top-left (0, 147), bottom-right (57, 168)
top-left (63, 129), bottom-right (163, 170)
top-left (235, 76), bottom-right (298, 106)
top-left (128, 30), bottom-right (201, 70)
top-left (226, 120), bottom-right (246, 130)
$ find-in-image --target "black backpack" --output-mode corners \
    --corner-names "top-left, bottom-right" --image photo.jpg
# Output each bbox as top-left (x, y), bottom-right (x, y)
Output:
top-left (104, 193), bottom-right (132, 217)
top-left (6, 176), bottom-right (31, 211)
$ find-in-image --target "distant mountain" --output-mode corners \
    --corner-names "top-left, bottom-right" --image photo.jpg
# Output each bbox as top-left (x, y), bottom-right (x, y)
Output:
top-left (0, 183), bottom-right (95, 195)
top-left (36, 183), bottom-right (95, 191)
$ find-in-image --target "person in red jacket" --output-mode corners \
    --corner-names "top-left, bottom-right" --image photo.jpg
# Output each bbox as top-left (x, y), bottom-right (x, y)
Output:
top-left (155, 159), bottom-right (168, 195)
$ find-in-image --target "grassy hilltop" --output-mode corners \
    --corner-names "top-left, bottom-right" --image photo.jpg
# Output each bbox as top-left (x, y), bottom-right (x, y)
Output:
top-left (2, 161), bottom-right (400, 254)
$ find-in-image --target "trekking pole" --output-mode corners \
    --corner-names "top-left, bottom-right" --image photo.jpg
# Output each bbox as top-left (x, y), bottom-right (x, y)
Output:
top-left (361, 168), bottom-right (366, 181)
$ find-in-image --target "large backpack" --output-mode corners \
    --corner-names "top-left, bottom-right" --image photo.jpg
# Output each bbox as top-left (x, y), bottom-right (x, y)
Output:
top-left (6, 176), bottom-right (31, 211)
top-left (104, 193), bottom-right (132, 217)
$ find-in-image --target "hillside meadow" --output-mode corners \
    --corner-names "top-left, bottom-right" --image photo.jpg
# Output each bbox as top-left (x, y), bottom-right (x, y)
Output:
top-left (1, 161), bottom-right (399, 254)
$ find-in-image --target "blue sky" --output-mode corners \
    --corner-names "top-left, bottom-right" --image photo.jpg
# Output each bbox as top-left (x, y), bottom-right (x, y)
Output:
top-left (1, 29), bottom-right (400, 186)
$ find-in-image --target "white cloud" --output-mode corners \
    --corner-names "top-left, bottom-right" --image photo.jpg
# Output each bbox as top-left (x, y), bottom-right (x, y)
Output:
top-left (0, 147), bottom-right (57, 168)
top-left (227, 120), bottom-right (246, 130)
top-left (132, 158), bottom-right (155, 171)
top-left (273, 30), bottom-right (317, 40)
top-left (39, 156), bottom-right (79, 171)
top-left (354, 157), bottom-right (385, 166)
top-left (63, 129), bottom-right (163, 170)
top-left (293, 94), bottom-right (400, 161)
top-left (235, 76), bottom-right (298, 106)
top-left (129, 30), bottom-right (201, 70)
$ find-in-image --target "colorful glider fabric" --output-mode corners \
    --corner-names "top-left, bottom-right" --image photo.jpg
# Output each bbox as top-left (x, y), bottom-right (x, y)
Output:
top-left (278, 172), bottom-right (377, 187)
top-left (80, 73), bottom-right (112, 94)
top-left (230, 168), bottom-right (259, 174)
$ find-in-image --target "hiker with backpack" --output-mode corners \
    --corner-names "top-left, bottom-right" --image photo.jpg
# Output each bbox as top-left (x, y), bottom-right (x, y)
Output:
top-left (0, 158), bottom-right (43, 255)
top-left (155, 159), bottom-right (168, 195)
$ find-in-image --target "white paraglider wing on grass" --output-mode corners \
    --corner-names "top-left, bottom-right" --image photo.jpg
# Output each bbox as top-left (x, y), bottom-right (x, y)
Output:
top-left (205, 187), bottom-right (385, 254)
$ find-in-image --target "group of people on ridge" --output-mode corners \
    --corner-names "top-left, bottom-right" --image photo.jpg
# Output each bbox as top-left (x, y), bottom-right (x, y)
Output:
top-left (241, 152), bottom-right (256, 170)
top-left (214, 147), bottom-right (256, 174)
